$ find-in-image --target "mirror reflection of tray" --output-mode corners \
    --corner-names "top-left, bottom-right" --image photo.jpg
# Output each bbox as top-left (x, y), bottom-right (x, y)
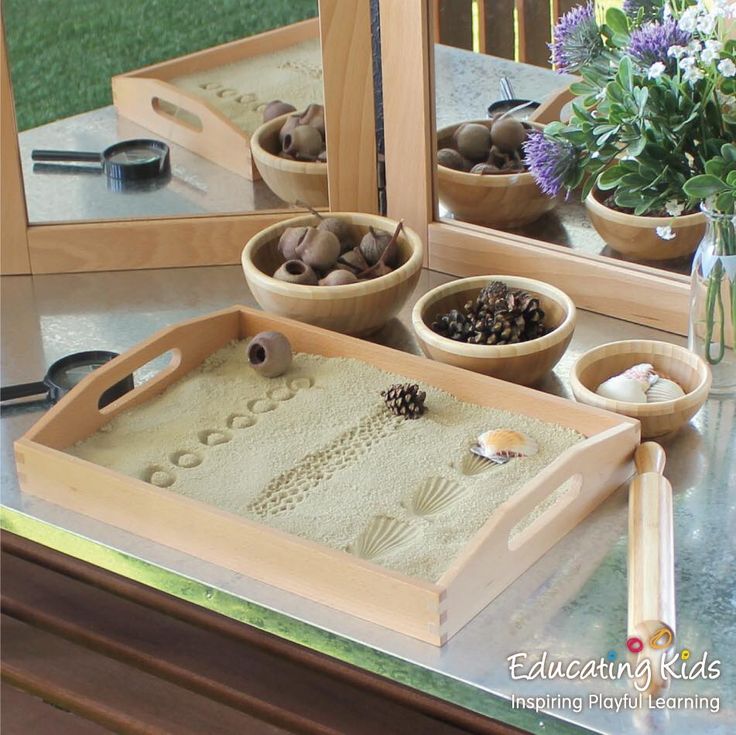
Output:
top-left (112, 19), bottom-right (322, 181)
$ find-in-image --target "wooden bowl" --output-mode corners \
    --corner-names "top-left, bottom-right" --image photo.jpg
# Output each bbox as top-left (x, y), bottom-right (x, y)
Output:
top-left (570, 340), bottom-right (711, 438)
top-left (412, 276), bottom-right (576, 385)
top-left (585, 189), bottom-right (705, 261)
top-left (250, 113), bottom-right (328, 207)
top-left (242, 212), bottom-right (424, 335)
top-left (436, 121), bottom-right (556, 228)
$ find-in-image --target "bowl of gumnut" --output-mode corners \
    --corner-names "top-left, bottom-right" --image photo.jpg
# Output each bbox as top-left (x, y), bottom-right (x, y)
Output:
top-left (250, 100), bottom-right (329, 207)
top-left (242, 211), bottom-right (424, 335)
top-left (436, 116), bottom-right (557, 228)
top-left (412, 276), bottom-right (576, 385)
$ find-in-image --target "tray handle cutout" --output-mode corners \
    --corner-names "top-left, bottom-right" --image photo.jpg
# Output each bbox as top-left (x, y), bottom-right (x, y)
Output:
top-left (152, 97), bottom-right (203, 132)
top-left (508, 473), bottom-right (583, 551)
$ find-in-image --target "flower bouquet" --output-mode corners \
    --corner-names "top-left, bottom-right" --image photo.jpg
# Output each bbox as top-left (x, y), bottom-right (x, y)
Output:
top-left (524, 0), bottom-right (736, 261)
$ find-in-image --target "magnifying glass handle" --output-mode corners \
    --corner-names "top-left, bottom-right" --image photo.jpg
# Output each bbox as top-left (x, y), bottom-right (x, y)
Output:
top-left (32, 149), bottom-right (102, 163)
top-left (0, 381), bottom-right (49, 402)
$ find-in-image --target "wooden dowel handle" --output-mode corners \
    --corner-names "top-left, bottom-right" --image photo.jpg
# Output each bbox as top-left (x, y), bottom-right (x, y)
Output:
top-left (628, 442), bottom-right (675, 694)
top-left (634, 442), bottom-right (666, 476)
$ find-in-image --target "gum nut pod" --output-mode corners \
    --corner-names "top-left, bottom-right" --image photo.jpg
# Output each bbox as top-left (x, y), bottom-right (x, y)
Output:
top-left (283, 125), bottom-right (323, 160)
top-left (277, 226), bottom-right (308, 260)
top-left (338, 247), bottom-right (369, 272)
top-left (296, 228), bottom-right (341, 270)
top-left (595, 375), bottom-right (647, 403)
top-left (317, 217), bottom-right (353, 252)
top-left (273, 259), bottom-right (319, 285)
top-left (359, 227), bottom-right (392, 266)
top-left (453, 123), bottom-right (491, 161)
top-left (490, 117), bottom-right (527, 153)
top-left (279, 113), bottom-right (300, 145)
top-left (263, 100), bottom-right (296, 123)
top-left (247, 331), bottom-right (292, 378)
top-left (299, 103), bottom-right (325, 137)
top-left (437, 148), bottom-right (466, 170)
top-left (319, 269), bottom-right (359, 286)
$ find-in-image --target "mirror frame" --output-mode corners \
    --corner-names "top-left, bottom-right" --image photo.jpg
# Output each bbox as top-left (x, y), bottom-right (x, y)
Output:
top-left (0, 0), bottom-right (378, 275)
top-left (379, 0), bottom-right (690, 335)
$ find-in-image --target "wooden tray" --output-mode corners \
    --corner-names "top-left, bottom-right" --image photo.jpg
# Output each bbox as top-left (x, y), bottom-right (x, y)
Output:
top-left (14, 307), bottom-right (639, 645)
top-left (112, 19), bottom-right (320, 181)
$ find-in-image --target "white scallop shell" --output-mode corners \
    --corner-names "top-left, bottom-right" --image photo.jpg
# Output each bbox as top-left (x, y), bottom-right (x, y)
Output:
top-left (646, 378), bottom-right (685, 403)
top-left (622, 363), bottom-right (658, 389)
top-left (403, 477), bottom-right (465, 517)
top-left (457, 452), bottom-right (495, 476)
top-left (347, 516), bottom-right (420, 560)
top-left (596, 375), bottom-right (647, 403)
top-left (474, 429), bottom-right (538, 460)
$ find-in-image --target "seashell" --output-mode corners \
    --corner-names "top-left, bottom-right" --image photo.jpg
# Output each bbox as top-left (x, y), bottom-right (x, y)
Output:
top-left (596, 375), bottom-right (647, 403)
top-left (457, 452), bottom-right (496, 476)
top-left (473, 429), bottom-right (538, 462)
top-left (347, 515), bottom-right (420, 560)
top-left (622, 363), bottom-right (658, 389)
top-left (646, 378), bottom-right (685, 403)
top-left (403, 477), bottom-right (465, 518)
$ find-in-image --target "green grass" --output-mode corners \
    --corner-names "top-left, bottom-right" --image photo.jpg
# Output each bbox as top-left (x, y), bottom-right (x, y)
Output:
top-left (4, 0), bottom-right (317, 130)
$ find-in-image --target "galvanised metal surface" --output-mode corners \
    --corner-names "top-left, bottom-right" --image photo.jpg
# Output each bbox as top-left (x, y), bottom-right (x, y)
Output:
top-left (1, 266), bottom-right (733, 734)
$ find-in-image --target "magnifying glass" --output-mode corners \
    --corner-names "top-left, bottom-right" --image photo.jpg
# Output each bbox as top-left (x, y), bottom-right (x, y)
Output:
top-left (31, 139), bottom-right (171, 182)
top-left (488, 76), bottom-right (539, 118)
top-left (1, 351), bottom-right (134, 408)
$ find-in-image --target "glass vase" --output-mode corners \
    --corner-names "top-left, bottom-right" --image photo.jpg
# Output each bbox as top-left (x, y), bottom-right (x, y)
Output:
top-left (688, 208), bottom-right (736, 395)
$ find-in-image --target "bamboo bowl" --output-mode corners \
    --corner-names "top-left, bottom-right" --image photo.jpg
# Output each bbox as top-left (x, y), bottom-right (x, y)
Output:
top-left (436, 120), bottom-right (556, 229)
top-left (570, 340), bottom-right (711, 438)
top-left (585, 189), bottom-right (705, 261)
top-left (412, 276), bottom-right (576, 385)
top-left (250, 113), bottom-right (328, 207)
top-left (242, 212), bottom-right (424, 335)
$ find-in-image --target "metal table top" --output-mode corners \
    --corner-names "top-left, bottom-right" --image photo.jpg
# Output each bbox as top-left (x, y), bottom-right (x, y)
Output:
top-left (1, 265), bottom-right (733, 735)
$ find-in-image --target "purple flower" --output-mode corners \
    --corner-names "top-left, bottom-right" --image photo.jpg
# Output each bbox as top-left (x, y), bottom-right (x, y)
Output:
top-left (549, 2), bottom-right (604, 73)
top-left (523, 131), bottom-right (578, 198)
top-left (622, 0), bottom-right (662, 23)
top-left (628, 20), bottom-right (691, 70)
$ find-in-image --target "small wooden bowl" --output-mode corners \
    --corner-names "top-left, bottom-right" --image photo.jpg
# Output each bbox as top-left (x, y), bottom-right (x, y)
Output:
top-left (250, 113), bottom-right (328, 207)
top-left (242, 212), bottom-right (424, 336)
top-left (412, 276), bottom-right (576, 385)
top-left (570, 340), bottom-right (711, 438)
top-left (585, 189), bottom-right (705, 261)
top-left (436, 120), bottom-right (556, 229)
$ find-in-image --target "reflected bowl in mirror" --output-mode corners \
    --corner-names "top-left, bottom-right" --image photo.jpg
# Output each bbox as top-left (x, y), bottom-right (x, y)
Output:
top-left (412, 276), bottom-right (576, 386)
top-left (250, 113), bottom-right (328, 208)
top-left (436, 120), bottom-right (556, 229)
top-left (242, 212), bottom-right (424, 336)
top-left (570, 340), bottom-right (711, 439)
top-left (585, 189), bottom-right (706, 261)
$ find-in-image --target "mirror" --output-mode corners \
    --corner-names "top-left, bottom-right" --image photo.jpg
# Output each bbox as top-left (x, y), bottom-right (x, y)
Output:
top-left (432, 0), bottom-right (692, 277)
top-left (3, 0), bottom-right (332, 225)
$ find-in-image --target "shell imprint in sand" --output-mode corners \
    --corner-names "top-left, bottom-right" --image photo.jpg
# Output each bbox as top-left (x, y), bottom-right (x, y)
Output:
top-left (403, 477), bottom-right (466, 518)
top-left (471, 429), bottom-right (538, 464)
top-left (348, 515), bottom-right (421, 560)
top-left (457, 451), bottom-right (497, 476)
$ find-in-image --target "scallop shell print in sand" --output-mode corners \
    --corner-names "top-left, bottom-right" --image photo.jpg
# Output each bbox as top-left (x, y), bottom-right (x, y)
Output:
top-left (403, 477), bottom-right (465, 518)
top-left (458, 451), bottom-right (496, 476)
top-left (348, 516), bottom-right (420, 560)
top-left (472, 429), bottom-right (538, 462)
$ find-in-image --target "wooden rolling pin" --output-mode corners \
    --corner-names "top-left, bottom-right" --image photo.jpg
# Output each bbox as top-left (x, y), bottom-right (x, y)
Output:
top-left (628, 442), bottom-right (675, 694)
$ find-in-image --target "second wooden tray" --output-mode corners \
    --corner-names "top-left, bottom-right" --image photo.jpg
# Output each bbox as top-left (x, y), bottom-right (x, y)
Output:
top-left (15, 307), bottom-right (639, 645)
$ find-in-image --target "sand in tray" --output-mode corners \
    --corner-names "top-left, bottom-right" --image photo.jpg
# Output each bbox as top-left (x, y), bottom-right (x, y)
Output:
top-left (171, 38), bottom-right (324, 136)
top-left (68, 340), bottom-right (584, 582)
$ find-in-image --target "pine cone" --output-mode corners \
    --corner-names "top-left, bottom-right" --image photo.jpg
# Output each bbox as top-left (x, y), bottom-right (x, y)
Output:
top-left (430, 309), bottom-right (472, 341)
top-left (381, 383), bottom-right (427, 420)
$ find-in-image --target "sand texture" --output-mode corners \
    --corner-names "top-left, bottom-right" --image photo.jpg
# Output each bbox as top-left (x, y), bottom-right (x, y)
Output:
top-left (171, 39), bottom-right (324, 135)
top-left (68, 341), bottom-right (584, 582)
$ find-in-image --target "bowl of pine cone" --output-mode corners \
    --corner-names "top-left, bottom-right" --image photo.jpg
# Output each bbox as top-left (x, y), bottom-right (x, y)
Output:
top-left (412, 276), bottom-right (576, 385)
top-left (436, 119), bottom-right (556, 229)
top-left (243, 212), bottom-right (424, 336)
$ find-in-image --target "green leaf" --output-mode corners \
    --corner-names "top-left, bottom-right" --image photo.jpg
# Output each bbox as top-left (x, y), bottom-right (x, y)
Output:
top-left (597, 166), bottom-right (623, 190)
top-left (618, 57), bottom-right (633, 91)
top-left (726, 170), bottom-right (736, 186)
top-left (605, 7), bottom-right (629, 37)
top-left (569, 81), bottom-right (596, 97)
top-left (683, 175), bottom-right (728, 199)
top-left (722, 143), bottom-right (736, 162)
top-left (705, 160), bottom-right (726, 178)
